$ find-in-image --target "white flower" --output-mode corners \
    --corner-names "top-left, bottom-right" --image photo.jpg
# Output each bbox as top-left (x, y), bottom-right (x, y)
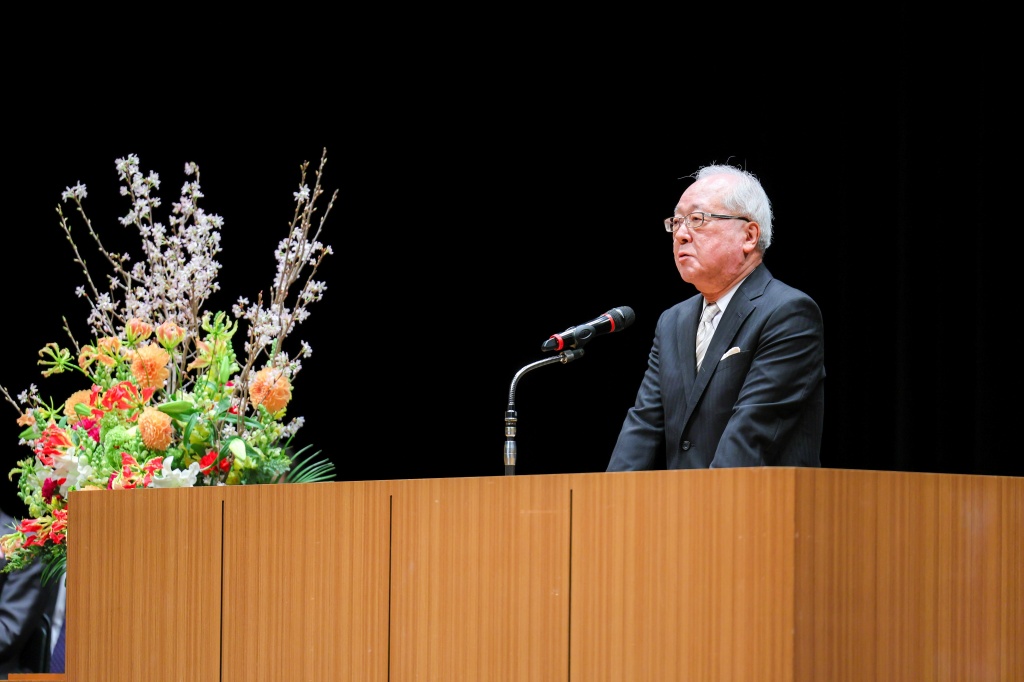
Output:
top-left (70, 461), bottom-right (96, 492)
top-left (61, 182), bottom-right (87, 201)
top-left (50, 448), bottom-right (80, 494)
top-left (55, 453), bottom-right (82, 498)
top-left (151, 459), bottom-right (200, 488)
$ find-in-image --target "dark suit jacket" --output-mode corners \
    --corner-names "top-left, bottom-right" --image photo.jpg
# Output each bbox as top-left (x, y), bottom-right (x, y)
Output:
top-left (0, 510), bottom-right (60, 678)
top-left (607, 263), bottom-right (825, 470)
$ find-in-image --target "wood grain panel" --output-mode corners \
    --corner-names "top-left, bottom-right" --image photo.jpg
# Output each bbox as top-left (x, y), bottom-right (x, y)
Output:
top-left (388, 475), bottom-right (571, 682)
top-left (221, 480), bottom-right (391, 682)
top-left (570, 468), bottom-right (1023, 682)
top-left (67, 486), bottom-right (225, 682)
top-left (794, 469), bottom-right (1024, 682)
top-left (797, 468), bottom-right (886, 681)
top-left (62, 469), bottom-right (1022, 682)
top-left (569, 468), bottom-right (798, 682)
top-left (999, 476), bottom-right (1023, 678)
top-left (933, 473), bottom-right (1015, 681)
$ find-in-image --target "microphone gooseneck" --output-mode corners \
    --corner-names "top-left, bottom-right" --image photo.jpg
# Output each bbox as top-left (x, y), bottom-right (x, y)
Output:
top-left (504, 349), bottom-right (585, 476)
top-left (507, 305), bottom-right (634, 475)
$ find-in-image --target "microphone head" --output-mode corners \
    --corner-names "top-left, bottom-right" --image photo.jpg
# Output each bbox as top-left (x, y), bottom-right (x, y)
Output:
top-left (541, 306), bottom-right (635, 352)
top-left (609, 306), bottom-right (635, 330)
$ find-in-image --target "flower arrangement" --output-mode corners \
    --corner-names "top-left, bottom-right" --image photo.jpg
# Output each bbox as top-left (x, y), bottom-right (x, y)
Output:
top-left (0, 149), bottom-right (337, 584)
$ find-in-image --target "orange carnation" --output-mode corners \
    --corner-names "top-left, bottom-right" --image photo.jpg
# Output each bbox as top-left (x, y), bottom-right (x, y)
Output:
top-left (63, 389), bottom-right (95, 425)
top-left (249, 368), bottom-right (292, 414)
top-left (130, 344), bottom-right (171, 389)
top-left (138, 407), bottom-right (174, 451)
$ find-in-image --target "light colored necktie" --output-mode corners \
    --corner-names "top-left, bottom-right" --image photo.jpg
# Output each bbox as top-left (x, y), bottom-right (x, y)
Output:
top-left (695, 302), bottom-right (720, 371)
top-left (50, 617), bottom-right (66, 673)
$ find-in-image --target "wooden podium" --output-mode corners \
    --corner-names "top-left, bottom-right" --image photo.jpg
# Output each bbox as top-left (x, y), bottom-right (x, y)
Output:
top-left (26, 468), bottom-right (1021, 681)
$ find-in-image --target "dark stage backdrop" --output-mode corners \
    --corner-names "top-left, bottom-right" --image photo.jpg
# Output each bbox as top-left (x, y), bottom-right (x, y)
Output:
top-left (1, 80), bottom-right (1016, 516)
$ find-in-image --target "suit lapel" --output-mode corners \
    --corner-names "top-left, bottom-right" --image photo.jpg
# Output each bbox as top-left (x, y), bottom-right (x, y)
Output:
top-left (679, 296), bottom-right (703, 395)
top-left (681, 265), bottom-right (771, 426)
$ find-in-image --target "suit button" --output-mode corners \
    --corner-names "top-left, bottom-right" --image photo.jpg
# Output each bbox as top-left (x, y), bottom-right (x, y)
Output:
top-left (681, 441), bottom-right (691, 451)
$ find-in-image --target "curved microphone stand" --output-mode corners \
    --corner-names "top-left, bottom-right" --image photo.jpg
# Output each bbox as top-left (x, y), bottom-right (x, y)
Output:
top-left (504, 348), bottom-right (585, 476)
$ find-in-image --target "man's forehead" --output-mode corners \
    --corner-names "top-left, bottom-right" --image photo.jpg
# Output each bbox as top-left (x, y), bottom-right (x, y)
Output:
top-left (679, 174), bottom-right (732, 205)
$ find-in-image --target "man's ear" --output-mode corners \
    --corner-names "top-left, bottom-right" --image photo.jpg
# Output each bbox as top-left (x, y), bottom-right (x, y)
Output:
top-left (742, 221), bottom-right (761, 253)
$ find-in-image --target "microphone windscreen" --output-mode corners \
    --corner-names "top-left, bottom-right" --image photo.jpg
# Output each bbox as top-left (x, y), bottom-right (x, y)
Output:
top-left (613, 306), bottom-right (636, 330)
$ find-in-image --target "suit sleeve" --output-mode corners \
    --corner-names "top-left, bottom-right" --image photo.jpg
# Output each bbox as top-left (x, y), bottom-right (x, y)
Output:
top-left (0, 553), bottom-right (49, 662)
top-left (606, 310), bottom-right (669, 470)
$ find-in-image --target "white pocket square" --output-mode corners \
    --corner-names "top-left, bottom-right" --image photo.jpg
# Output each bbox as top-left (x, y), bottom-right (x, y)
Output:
top-left (720, 347), bottom-right (742, 360)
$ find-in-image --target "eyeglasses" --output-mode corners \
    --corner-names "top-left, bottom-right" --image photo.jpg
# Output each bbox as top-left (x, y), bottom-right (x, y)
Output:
top-left (664, 212), bottom-right (750, 233)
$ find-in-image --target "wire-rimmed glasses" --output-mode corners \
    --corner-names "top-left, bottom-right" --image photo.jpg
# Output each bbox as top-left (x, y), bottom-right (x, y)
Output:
top-left (664, 212), bottom-right (750, 233)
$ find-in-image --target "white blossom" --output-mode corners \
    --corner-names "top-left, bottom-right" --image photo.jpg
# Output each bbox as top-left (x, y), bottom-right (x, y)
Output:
top-left (151, 459), bottom-right (200, 488)
top-left (61, 182), bottom-right (87, 201)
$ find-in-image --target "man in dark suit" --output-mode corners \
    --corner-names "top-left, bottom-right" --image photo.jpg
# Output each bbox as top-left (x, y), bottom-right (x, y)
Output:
top-left (607, 163), bottom-right (825, 470)
top-left (0, 508), bottom-right (60, 679)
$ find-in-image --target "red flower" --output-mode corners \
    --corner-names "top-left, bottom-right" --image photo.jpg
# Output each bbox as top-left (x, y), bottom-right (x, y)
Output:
top-left (34, 423), bottom-right (74, 467)
top-left (199, 451), bottom-right (218, 474)
top-left (141, 456), bottom-right (164, 487)
top-left (101, 381), bottom-right (137, 410)
top-left (16, 517), bottom-right (42, 535)
top-left (96, 380), bottom-right (155, 420)
top-left (49, 508), bottom-right (68, 544)
top-left (73, 417), bottom-right (101, 443)
top-left (41, 477), bottom-right (64, 503)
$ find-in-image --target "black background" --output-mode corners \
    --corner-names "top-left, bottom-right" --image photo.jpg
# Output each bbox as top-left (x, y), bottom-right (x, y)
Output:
top-left (3, 51), bottom-right (1016, 517)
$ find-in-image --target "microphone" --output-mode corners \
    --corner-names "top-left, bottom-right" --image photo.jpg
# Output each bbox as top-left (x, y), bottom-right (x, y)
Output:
top-left (541, 306), bottom-right (635, 352)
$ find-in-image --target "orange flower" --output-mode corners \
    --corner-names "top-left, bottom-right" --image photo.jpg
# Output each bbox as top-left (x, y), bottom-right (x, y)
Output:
top-left (1, 533), bottom-right (23, 556)
top-left (130, 344), bottom-right (171, 389)
top-left (125, 318), bottom-right (153, 344)
top-left (138, 407), bottom-right (174, 451)
top-left (249, 368), bottom-right (292, 414)
top-left (186, 339), bottom-right (212, 370)
top-left (16, 412), bottom-right (35, 427)
top-left (63, 389), bottom-right (94, 425)
top-left (155, 320), bottom-right (186, 349)
top-left (186, 337), bottom-right (231, 370)
top-left (77, 336), bottom-right (122, 370)
top-left (96, 336), bottom-right (122, 363)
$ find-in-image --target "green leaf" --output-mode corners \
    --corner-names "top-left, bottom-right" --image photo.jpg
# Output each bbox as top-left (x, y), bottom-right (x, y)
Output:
top-left (181, 412), bottom-right (200, 447)
top-left (225, 437), bottom-right (251, 461)
top-left (41, 554), bottom-right (66, 588)
top-left (285, 446), bottom-right (336, 483)
top-left (157, 400), bottom-right (198, 417)
top-left (212, 403), bottom-right (261, 429)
